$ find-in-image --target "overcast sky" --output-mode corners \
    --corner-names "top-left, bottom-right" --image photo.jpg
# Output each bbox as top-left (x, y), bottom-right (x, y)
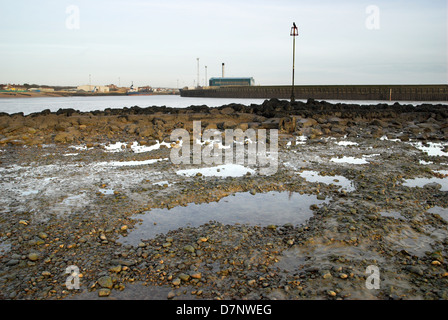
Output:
top-left (0, 0), bottom-right (446, 87)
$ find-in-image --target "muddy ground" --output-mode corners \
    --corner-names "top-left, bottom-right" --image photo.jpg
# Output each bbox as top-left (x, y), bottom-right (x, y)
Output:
top-left (0, 99), bottom-right (447, 300)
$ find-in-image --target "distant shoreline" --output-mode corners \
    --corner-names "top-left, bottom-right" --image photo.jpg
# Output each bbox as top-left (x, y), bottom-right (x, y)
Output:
top-left (0, 91), bottom-right (180, 99)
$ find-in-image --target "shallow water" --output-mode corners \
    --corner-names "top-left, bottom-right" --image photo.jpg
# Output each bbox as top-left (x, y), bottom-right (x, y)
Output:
top-left (176, 164), bottom-right (255, 178)
top-left (402, 176), bottom-right (448, 191)
top-left (119, 191), bottom-right (329, 246)
top-left (298, 170), bottom-right (355, 192)
top-left (1, 95), bottom-right (446, 115)
top-left (427, 206), bottom-right (448, 222)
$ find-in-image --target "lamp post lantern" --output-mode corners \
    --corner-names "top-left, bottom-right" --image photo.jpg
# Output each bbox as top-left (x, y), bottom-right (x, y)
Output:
top-left (290, 22), bottom-right (299, 102)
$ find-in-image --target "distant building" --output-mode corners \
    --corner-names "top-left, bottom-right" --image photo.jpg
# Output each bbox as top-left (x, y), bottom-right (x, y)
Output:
top-left (39, 87), bottom-right (54, 92)
top-left (138, 86), bottom-right (153, 93)
top-left (77, 85), bottom-right (109, 93)
top-left (209, 77), bottom-right (254, 87)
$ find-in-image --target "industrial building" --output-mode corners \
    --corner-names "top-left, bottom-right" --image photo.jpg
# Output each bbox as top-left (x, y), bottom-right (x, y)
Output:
top-left (77, 85), bottom-right (110, 93)
top-left (209, 77), bottom-right (254, 87)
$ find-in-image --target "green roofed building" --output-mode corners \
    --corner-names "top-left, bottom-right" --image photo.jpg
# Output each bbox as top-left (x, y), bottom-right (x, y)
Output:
top-left (209, 77), bottom-right (255, 87)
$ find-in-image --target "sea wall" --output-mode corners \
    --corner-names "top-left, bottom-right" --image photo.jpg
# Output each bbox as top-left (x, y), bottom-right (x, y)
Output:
top-left (180, 85), bottom-right (448, 101)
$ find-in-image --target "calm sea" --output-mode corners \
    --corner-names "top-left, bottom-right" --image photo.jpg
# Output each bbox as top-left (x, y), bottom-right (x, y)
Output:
top-left (0, 95), bottom-right (446, 115)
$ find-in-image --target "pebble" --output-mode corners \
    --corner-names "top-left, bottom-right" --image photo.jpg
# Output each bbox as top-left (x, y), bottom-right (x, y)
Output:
top-left (191, 272), bottom-right (202, 280)
top-left (98, 288), bottom-right (111, 297)
top-left (28, 252), bottom-right (39, 261)
top-left (328, 291), bottom-right (337, 297)
top-left (178, 273), bottom-right (190, 282)
top-left (98, 276), bottom-right (113, 289)
top-left (109, 265), bottom-right (122, 273)
top-left (172, 278), bottom-right (181, 286)
top-left (183, 245), bottom-right (195, 253)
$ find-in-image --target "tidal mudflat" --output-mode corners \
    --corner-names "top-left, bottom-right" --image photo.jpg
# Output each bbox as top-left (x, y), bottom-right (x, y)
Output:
top-left (0, 99), bottom-right (447, 300)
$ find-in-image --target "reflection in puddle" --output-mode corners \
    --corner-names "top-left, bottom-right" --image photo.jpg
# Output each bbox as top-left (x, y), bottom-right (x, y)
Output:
top-left (298, 170), bottom-right (355, 192)
top-left (380, 211), bottom-right (403, 219)
top-left (402, 176), bottom-right (448, 191)
top-left (99, 188), bottom-right (115, 195)
top-left (176, 164), bottom-right (255, 178)
top-left (104, 141), bottom-right (172, 153)
top-left (409, 141), bottom-right (448, 157)
top-left (330, 156), bottom-right (368, 165)
top-left (96, 158), bottom-right (168, 167)
top-left (385, 227), bottom-right (435, 257)
top-left (427, 206), bottom-right (448, 222)
top-left (120, 191), bottom-right (329, 246)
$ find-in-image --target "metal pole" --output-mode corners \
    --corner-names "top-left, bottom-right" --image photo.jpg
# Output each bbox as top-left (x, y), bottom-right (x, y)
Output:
top-left (197, 58), bottom-right (200, 88)
top-left (291, 35), bottom-right (296, 102)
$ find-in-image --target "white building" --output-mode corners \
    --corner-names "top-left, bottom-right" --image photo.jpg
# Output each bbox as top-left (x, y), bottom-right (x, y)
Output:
top-left (77, 85), bottom-right (109, 93)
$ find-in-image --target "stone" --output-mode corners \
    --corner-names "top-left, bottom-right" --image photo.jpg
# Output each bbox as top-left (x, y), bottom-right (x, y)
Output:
top-left (406, 266), bottom-right (424, 276)
top-left (183, 245), bottom-right (195, 253)
top-left (38, 232), bottom-right (48, 239)
top-left (28, 252), bottom-right (39, 261)
top-left (98, 288), bottom-right (111, 297)
top-left (172, 278), bottom-right (181, 286)
top-left (6, 259), bottom-right (19, 266)
top-left (424, 182), bottom-right (442, 190)
top-left (191, 272), bottom-right (202, 280)
top-left (178, 273), bottom-right (190, 282)
top-left (109, 265), bottom-right (122, 273)
top-left (98, 276), bottom-right (113, 289)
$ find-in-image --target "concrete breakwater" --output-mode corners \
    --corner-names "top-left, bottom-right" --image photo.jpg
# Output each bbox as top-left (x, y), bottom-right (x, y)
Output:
top-left (180, 85), bottom-right (448, 101)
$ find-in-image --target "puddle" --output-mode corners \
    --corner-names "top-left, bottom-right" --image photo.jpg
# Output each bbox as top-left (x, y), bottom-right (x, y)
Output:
top-left (275, 242), bottom-right (385, 273)
top-left (385, 227), bottom-right (435, 257)
top-left (402, 176), bottom-right (448, 191)
top-left (152, 180), bottom-right (174, 187)
top-left (287, 136), bottom-right (307, 147)
top-left (298, 170), bottom-right (355, 192)
top-left (20, 189), bottom-right (40, 196)
top-left (380, 211), bottom-right (403, 219)
top-left (335, 140), bottom-right (359, 146)
top-left (380, 135), bottom-right (401, 142)
top-left (69, 145), bottom-right (94, 151)
top-left (95, 158), bottom-right (168, 167)
top-left (409, 141), bottom-right (448, 157)
top-left (99, 188), bottom-right (115, 195)
top-left (176, 164), bottom-right (255, 178)
top-left (119, 191), bottom-right (329, 246)
top-left (427, 206), bottom-right (448, 222)
top-left (104, 141), bottom-right (173, 153)
top-left (330, 156), bottom-right (368, 165)
top-left (0, 240), bottom-right (11, 256)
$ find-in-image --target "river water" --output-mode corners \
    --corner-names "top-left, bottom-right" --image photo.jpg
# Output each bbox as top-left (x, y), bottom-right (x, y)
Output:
top-left (0, 95), bottom-right (446, 115)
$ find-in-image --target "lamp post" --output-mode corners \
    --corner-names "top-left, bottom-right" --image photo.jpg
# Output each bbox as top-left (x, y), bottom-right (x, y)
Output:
top-left (197, 58), bottom-right (200, 88)
top-left (290, 22), bottom-right (299, 102)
